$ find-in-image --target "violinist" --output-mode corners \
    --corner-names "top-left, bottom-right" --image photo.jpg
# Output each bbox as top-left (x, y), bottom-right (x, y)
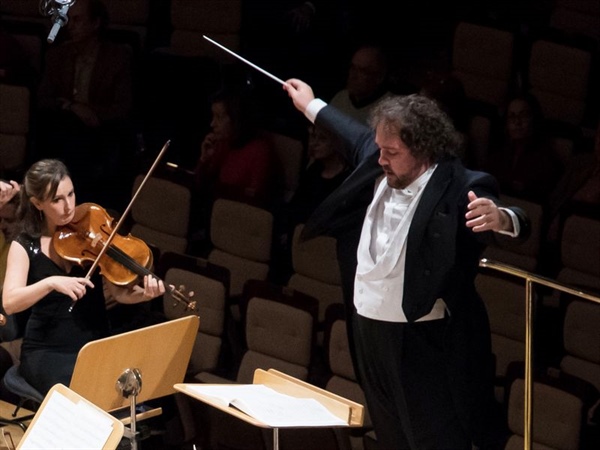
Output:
top-left (1, 159), bottom-right (165, 396)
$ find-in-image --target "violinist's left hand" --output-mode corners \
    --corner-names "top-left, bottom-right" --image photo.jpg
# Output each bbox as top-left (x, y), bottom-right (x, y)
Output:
top-left (141, 275), bottom-right (165, 301)
top-left (105, 275), bottom-right (165, 305)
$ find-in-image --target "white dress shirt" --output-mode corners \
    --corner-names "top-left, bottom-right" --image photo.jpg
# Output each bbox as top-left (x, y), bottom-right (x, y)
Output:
top-left (354, 166), bottom-right (448, 322)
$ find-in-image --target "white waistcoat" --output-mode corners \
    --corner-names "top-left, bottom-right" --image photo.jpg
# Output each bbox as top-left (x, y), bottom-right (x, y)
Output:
top-left (354, 166), bottom-right (446, 322)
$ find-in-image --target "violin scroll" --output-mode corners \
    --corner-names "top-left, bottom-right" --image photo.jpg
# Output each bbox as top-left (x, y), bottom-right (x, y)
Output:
top-left (169, 285), bottom-right (197, 311)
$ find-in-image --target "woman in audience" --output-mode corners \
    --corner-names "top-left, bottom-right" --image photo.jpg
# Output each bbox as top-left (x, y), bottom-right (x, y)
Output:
top-left (287, 124), bottom-right (352, 226)
top-left (485, 92), bottom-right (563, 203)
top-left (191, 87), bottom-right (275, 250)
top-left (272, 123), bottom-right (351, 282)
top-left (193, 88), bottom-right (275, 205)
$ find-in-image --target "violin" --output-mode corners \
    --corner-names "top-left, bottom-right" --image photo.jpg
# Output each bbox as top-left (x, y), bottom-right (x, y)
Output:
top-left (53, 202), bottom-right (196, 310)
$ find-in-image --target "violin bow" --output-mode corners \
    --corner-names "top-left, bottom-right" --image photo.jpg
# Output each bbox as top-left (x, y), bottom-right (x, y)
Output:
top-left (202, 35), bottom-right (285, 85)
top-left (83, 140), bottom-right (171, 280)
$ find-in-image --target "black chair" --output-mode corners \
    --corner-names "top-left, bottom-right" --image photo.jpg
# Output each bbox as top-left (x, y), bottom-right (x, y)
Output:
top-left (0, 365), bottom-right (42, 431)
top-left (0, 308), bottom-right (41, 430)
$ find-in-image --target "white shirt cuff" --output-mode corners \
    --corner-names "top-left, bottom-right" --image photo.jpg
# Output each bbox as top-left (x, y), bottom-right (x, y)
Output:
top-left (305, 98), bottom-right (327, 123)
top-left (497, 207), bottom-right (520, 237)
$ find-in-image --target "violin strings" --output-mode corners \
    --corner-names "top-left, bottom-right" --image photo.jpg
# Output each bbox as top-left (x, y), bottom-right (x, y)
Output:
top-left (104, 242), bottom-right (154, 277)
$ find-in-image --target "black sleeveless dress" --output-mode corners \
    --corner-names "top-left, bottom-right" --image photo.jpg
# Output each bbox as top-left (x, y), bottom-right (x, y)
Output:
top-left (16, 234), bottom-right (108, 395)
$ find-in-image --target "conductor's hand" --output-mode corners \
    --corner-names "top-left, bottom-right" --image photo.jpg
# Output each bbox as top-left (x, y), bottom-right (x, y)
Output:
top-left (50, 276), bottom-right (95, 302)
top-left (465, 191), bottom-right (512, 233)
top-left (283, 79), bottom-right (315, 113)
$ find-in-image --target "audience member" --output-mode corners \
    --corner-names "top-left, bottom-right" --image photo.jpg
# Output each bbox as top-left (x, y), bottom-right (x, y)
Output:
top-left (283, 78), bottom-right (530, 449)
top-left (542, 120), bottom-right (600, 275)
top-left (272, 123), bottom-right (352, 282)
top-left (34, 0), bottom-right (135, 211)
top-left (287, 124), bottom-right (352, 225)
top-left (190, 87), bottom-right (275, 249)
top-left (328, 43), bottom-right (393, 125)
top-left (485, 92), bottom-right (563, 203)
top-left (1, 159), bottom-right (164, 396)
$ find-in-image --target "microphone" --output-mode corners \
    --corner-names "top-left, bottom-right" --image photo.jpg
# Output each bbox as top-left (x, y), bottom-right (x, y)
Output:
top-left (39, 0), bottom-right (77, 44)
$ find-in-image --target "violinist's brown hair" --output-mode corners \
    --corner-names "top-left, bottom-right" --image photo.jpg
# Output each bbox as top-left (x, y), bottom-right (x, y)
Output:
top-left (18, 159), bottom-right (70, 238)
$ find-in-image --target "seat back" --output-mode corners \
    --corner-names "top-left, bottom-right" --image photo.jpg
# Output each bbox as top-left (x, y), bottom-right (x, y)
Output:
top-left (0, 0), bottom-right (47, 29)
top-left (451, 21), bottom-right (515, 109)
top-left (286, 224), bottom-right (343, 328)
top-left (236, 283), bottom-right (318, 384)
top-left (545, 214), bottom-right (600, 308)
top-left (560, 300), bottom-right (600, 393)
top-left (505, 378), bottom-right (584, 450)
top-left (558, 215), bottom-right (600, 285)
top-left (482, 195), bottom-right (545, 272)
top-left (11, 31), bottom-right (44, 75)
top-left (476, 272), bottom-right (526, 403)
top-left (528, 39), bottom-right (592, 127)
top-left (103, 0), bottom-right (150, 49)
top-left (325, 317), bottom-right (371, 429)
top-left (157, 251), bottom-right (230, 376)
top-left (129, 173), bottom-right (192, 255)
top-left (207, 198), bottom-right (273, 298)
top-left (168, 0), bottom-right (242, 60)
top-left (549, 0), bottom-right (600, 47)
top-left (0, 83), bottom-right (30, 177)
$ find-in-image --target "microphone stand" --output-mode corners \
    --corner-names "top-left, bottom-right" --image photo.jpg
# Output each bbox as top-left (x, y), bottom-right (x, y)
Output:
top-left (39, 0), bottom-right (76, 43)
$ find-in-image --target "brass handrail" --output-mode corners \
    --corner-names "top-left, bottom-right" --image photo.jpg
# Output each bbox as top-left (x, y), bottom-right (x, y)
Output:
top-left (479, 258), bottom-right (600, 450)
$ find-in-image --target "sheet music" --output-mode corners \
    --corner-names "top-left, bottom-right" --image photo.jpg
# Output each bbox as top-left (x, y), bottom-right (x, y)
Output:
top-left (19, 390), bottom-right (114, 449)
top-left (188, 384), bottom-right (348, 427)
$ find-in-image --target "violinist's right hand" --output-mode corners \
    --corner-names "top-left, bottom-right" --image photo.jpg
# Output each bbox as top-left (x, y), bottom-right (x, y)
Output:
top-left (49, 276), bottom-right (95, 302)
top-left (200, 132), bottom-right (218, 164)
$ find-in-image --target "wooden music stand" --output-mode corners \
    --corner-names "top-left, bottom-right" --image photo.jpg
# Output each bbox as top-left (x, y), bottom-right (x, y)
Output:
top-left (16, 383), bottom-right (124, 450)
top-left (175, 368), bottom-right (364, 450)
top-left (68, 315), bottom-right (199, 448)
